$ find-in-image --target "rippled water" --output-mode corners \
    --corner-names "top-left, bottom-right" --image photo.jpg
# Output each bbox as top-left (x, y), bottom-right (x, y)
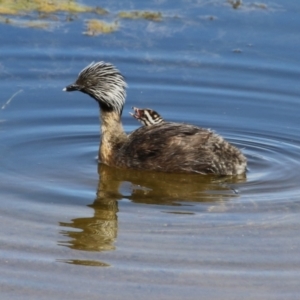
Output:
top-left (1, 0), bottom-right (300, 299)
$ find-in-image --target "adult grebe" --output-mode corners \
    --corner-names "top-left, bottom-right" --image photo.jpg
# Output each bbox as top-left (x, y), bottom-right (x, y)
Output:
top-left (63, 61), bottom-right (247, 175)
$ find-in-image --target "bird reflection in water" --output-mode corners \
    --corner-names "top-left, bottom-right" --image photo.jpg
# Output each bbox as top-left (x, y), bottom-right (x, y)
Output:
top-left (58, 164), bottom-right (246, 254)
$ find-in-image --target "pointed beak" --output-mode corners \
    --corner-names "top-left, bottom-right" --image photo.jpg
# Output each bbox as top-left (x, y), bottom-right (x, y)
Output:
top-left (63, 84), bottom-right (81, 92)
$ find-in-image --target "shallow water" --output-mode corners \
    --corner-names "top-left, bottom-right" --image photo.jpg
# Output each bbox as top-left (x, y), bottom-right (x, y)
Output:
top-left (1, 0), bottom-right (300, 299)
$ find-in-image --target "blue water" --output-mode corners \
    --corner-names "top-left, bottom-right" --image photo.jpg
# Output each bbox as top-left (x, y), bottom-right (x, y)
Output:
top-left (1, 1), bottom-right (300, 299)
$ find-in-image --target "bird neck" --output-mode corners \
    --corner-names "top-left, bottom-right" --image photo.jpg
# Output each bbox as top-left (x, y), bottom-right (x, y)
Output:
top-left (99, 108), bottom-right (127, 165)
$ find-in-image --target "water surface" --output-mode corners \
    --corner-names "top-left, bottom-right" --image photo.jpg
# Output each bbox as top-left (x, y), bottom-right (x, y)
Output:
top-left (1, 0), bottom-right (300, 299)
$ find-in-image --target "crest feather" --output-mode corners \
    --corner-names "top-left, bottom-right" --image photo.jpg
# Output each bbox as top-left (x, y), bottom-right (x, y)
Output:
top-left (76, 61), bottom-right (127, 115)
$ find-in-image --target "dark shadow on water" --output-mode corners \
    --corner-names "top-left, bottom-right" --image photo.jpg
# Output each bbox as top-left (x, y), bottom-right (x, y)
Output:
top-left (56, 259), bottom-right (110, 267)
top-left (58, 164), bottom-right (246, 261)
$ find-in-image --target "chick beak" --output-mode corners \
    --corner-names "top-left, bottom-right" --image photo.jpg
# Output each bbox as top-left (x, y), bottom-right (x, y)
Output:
top-left (130, 107), bottom-right (142, 119)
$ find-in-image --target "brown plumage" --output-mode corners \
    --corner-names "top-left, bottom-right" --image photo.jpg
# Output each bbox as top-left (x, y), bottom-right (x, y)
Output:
top-left (63, 61), bottom-right (247, 175)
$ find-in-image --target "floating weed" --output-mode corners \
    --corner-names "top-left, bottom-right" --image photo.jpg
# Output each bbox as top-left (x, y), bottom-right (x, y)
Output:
top-left (0, 0), bottom-right (102, 15)
top-left (251, 2), bottom-right (268, 9)
top-left (84, 19), bottom-right (118, 36)
top-left (24, 20), bottom-right (50, 29)
top-left (0, 15), bottom-right (52, 29)
top-left (0, 0), bottom-right (108, 30)
top-left (228, 0), bottom-right (242, 9)
top-left (118, 10), bottom-right (162, 22)
top-left (0, 6), bottom-right (16, 15)
top-left (93, 7), bottom-right (109, 15)
top-left (227, 0), bottom-right (270, 11)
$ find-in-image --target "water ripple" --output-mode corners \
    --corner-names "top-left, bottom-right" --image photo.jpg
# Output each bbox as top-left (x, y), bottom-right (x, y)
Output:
top-left (1, 115), bottom-right (300, 207)
top-left (230, 131), bottom-right (300, 202)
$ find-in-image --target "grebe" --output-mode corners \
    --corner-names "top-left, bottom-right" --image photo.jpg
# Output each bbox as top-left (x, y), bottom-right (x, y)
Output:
top-left (130, 107), bottom-right (164, 126)
top-left (63, 61), bottom-right (247, 175)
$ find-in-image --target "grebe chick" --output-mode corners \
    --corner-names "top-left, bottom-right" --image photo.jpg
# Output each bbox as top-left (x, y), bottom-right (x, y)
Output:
top-left (130, 107), bottom-right (164, 126)
top-left (63, 61), bottom-right (247, 175)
